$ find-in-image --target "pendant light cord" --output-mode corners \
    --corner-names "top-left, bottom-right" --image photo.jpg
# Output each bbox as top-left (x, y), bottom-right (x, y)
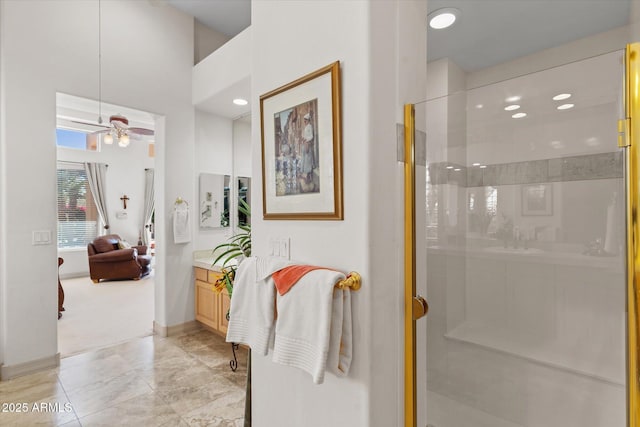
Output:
top-left (98, 0), bottom-right (102, 124)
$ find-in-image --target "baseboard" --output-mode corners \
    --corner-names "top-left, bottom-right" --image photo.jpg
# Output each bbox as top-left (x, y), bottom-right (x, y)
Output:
top-left (153, 320), bottom-right (201, 338)
top-left (60, 272), bottom-right (89, 280)
top-left (0, 353), bottom-right (60, 381)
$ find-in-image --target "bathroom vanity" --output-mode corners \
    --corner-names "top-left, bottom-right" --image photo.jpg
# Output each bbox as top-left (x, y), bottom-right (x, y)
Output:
top-left (193, 255), bottom-right (231, 336)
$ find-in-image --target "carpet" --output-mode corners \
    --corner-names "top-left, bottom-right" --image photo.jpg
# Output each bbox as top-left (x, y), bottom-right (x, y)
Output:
top-left (57, 273), bottom-right (154, 357)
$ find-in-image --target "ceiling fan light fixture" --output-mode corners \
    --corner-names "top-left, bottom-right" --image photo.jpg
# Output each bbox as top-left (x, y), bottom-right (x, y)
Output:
top-left (103, 133), bottom-right (113, 144)
top-left (428, 8), bottom-right (460, 30)
top-left (118, 134), bottom-right (130, 147)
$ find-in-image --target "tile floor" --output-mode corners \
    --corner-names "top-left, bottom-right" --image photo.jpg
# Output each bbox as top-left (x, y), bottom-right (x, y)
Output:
top-left (0, 329), bottom-right (248, 426)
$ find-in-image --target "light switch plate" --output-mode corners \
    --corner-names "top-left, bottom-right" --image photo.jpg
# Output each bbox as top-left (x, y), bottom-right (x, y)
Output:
top-left (279, 237), bottom-right (290, 260)
top-left (32, 230), bottom-right (51, 245)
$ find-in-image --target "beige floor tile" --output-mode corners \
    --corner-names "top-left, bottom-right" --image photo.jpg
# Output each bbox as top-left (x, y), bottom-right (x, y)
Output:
top-left (189, 346), bottom-right (236, 370)
top-left (58, 419), bottom-right (82, 427)
top-left (58, 353), bottom-right (132, 392)
top-left (156, 376), bottom-right (241, 416)
top-left (142, 363), bottom-right (219, 392)
top-left (0, 369), bottom-right (65, 403)
top-left (181, 389), bottom-right (245, 427)
top-left (66, 372), bottom-right (153, 418)
top-left (167, 330), bottom-right (220, 353)
top-left (79, 392), bottom-right (182, 427)
top-left (1, 330), bottom-right (245, 427)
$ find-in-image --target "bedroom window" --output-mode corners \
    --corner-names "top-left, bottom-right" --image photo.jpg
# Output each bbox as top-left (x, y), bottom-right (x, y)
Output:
top-left (57, 162), bottom-right (99, 249)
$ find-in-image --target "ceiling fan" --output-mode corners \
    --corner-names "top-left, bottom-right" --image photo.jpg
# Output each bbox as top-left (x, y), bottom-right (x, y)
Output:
top-left (71, 114), bottom-right (154, 148)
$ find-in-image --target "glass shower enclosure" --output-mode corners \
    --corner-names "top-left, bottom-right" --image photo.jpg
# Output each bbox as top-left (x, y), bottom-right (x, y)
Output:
top-left (420, 48), bottom-right (627, 427)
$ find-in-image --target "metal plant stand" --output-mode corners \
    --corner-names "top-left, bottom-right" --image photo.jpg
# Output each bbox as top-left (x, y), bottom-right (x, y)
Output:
top-left (227, 311), bottom-right (240, 372)
top-left (230, 342), bottom-right (240, 371)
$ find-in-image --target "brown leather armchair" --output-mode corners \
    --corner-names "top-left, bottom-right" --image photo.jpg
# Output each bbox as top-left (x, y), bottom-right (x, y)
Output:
top-left (87, 234), bottom-right (152, 283)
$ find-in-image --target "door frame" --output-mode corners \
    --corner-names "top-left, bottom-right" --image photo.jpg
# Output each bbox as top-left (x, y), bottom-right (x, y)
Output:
top-left (403, 104), bottom-right (417, 427)
top-left (625, 42), bottom-right (640, 427)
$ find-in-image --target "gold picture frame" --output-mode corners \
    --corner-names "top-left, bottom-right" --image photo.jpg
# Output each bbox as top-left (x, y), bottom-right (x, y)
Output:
top-left (260, 61), bottom-right (343, 220)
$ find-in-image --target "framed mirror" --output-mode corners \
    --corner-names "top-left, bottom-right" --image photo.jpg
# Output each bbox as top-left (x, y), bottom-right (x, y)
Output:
top-left (237, 176), bottom-right (251, 227)
top-left (199, 173), bottom-right (230, 229)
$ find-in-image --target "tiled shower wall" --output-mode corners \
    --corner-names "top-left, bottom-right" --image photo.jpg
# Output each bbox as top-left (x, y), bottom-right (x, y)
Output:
top-left (428, 151), bottom-right (622, 187)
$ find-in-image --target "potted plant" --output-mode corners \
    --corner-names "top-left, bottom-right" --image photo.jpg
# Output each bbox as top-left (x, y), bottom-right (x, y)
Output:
top-left (212, 198), bottom-right (251, 297)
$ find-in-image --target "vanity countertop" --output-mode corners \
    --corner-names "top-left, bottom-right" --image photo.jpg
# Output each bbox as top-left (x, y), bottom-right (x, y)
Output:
top-left (193, 249), bottom-right (237, 272)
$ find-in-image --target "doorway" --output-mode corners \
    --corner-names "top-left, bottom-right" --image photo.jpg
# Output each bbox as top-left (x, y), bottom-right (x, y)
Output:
top-left (56, 93), bottom-right (157, 356)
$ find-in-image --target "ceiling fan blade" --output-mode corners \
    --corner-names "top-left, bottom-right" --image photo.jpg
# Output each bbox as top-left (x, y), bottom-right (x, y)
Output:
top-left (128, 127), bottom-right (154, 136)
top-left (70, 119), bottom-right (110, 129)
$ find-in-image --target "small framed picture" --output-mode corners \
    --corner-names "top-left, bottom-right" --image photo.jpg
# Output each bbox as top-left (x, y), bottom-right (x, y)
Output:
top-left (260, 61), bottom-right (343, 220)
top-left (522, 183), bottom-right (553, 216)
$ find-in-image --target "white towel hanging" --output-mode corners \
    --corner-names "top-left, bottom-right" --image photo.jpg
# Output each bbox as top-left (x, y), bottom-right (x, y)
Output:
top-left (173, 199), bottom-right (191, 244)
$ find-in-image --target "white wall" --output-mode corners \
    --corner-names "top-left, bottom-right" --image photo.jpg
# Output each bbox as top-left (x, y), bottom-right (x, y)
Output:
top-left (233, 118), bottom-right (251, 178)
top-left (57, 134), bottom-right (155, 278)
top-left (251, 1), bottom-right (425, 426)
top-left (193, 109), bottom-right (233, 250)
top-left (194, 20), bottom-right (230, 65)
top-left (0, 0), bottom-right (195, 372)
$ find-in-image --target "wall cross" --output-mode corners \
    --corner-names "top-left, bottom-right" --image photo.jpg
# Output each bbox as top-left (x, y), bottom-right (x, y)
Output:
top-left (120, 194), bottom-right (130, 209)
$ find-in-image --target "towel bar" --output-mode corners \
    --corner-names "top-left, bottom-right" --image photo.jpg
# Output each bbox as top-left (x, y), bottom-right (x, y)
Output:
top-left (335, 272), bottom-right (361, 291)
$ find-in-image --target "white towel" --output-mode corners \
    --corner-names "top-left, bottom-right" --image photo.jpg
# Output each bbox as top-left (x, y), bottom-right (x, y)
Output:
top-left (255, 256), bottom-right (293, 281)
top-left (226, 257), bottom-right (290, 355)
top-left (173, 204), bottom-right (191, 244)
top-left (272, 269), bottom-right (351, 384)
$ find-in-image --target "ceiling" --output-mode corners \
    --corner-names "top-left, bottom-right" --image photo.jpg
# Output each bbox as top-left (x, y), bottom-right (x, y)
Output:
top-left (165, 0), bottom-right (632, 73)
top-left (427, 0), bottom-right (631, 71)
top-left (59, 1), bottom-right (634, 125)
top-left (165, 0), bottom-right (250, 37)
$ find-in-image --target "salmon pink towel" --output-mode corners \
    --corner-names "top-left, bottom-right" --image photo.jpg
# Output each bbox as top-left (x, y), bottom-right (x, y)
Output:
top-left (272, 265), bottom-right (335, 295)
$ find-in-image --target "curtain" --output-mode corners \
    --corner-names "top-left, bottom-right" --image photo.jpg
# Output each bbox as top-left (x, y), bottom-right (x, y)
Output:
top-left (141, 168), bottom-right (155, 245)
top-left (84, 162), bottom-right (110, 233)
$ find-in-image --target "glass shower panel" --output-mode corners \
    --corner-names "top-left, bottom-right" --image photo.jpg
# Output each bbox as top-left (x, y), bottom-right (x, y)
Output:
top-left (423, 50), bottom-right (626, 427)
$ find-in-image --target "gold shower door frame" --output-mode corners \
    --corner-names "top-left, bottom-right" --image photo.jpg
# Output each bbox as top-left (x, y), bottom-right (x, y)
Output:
top-left (402, 42), bottom-right (640, 427)
top-left (625, 42), bottom-right (640, 427)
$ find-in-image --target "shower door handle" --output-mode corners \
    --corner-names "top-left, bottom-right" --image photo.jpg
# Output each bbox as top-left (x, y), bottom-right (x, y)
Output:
top-left (412, 295), bottom-right (428, 320)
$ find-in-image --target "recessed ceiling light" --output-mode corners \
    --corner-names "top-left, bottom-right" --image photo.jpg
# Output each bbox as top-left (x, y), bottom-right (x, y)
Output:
top-left (504, 104), bottom-right (520, 111)
top-left (557, 103), bottom-right (574, 110)
top-left (233, 98), bottom-right (248, 106)
top-left (512, 112), bottom-right (527, 119)
top-left (446, 165), bottom-right (454, 169)
top-left (553, 93), bottom-right (571, 101)
top-left (472, 162), bottom-right (480, 166)
top-left (550, 140), bottom-right (565, 149)
top-left (505, 96), bottom-right (521, 102)
top-left (586, 137), bottom-right (600, 147)
top-left (475, 104), bottom-right (483, 109)
top-left (479, 165), bottom-right (487, 169)
top-left (454, 168), bottom-right (461, 172)
top-left (428, 8), bottom-right (460, 29)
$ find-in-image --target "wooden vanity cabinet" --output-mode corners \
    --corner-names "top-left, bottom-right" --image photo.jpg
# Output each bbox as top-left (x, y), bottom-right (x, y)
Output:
top-left (194, 267), bottom-right (229, 336)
